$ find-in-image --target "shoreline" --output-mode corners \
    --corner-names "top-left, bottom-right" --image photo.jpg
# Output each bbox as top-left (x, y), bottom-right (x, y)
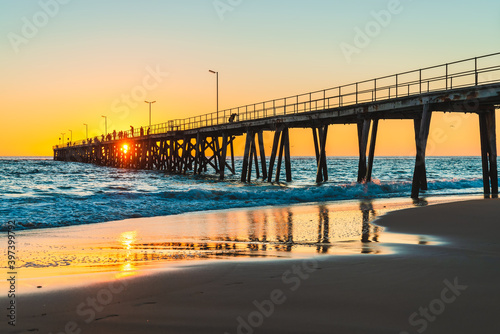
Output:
top-left (0, 194), bottom-right (482, 289)
top-left (2, 196), bottom-right (500, 333)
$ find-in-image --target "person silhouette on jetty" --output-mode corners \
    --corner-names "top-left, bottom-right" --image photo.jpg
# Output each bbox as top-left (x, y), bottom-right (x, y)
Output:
top-left (130, 126), bottom-right (134, 137)
top-left (140, 127), bottom-right (144, 137)
top-left (113, 130), bottom-right (117, 140)
top-left (228, 113), bottom-right (238, 122)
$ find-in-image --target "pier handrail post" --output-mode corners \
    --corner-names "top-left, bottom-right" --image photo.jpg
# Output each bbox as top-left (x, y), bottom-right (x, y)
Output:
top-left (396, 74), bottom-right (398, 98)
top-left (419, 70), bottom-right (422, 94)
top-left (339, 86), bottom-right (342, 107)
top-left (445, 63), bottom-right (448, 90)
top-left (475, 57), bottom-right (478, 86)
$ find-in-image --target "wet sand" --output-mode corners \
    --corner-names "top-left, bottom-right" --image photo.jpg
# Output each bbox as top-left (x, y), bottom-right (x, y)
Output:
top-left (2, 198), bottom-right (499, 333)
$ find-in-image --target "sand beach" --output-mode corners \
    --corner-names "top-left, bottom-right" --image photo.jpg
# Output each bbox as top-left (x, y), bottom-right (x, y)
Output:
top-left (2, 198), bottom-right (499, 334)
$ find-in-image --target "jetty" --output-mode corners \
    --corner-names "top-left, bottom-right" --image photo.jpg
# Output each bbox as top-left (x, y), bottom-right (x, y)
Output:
top-left (54, 53), bottom-right (500, 198)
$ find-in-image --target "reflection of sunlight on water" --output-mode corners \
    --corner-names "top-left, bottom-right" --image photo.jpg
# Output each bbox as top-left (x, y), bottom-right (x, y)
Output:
top-left (114, 231), bottom-right (139, 278)
top-left (119, 231), bottom-right (137, 250)
top-left (115, 262), bottom-right (137, 279)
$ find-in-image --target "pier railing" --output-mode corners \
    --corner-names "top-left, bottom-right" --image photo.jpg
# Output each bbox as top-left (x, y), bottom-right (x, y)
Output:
top-left (55, 52), bottom-right (500, 149)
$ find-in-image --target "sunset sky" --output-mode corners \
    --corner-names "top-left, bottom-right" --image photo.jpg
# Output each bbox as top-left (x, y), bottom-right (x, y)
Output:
top-left (1, 0), bottom-right (499, 156)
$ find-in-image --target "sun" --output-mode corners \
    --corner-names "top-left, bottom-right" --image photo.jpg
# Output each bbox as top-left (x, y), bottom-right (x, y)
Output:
top-left (122, 144), bottom-right (129, 154)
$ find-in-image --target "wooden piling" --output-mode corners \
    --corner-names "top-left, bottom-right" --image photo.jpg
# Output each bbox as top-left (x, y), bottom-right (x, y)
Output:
top-left (241, 131), bottom-right (253, 182)
top-left (283, 128), bottom-right (292, 182)
top-left (267, 129), bottom-right (282, 182)
top-left (479, 107), bottom-right (499, 198)
top-left (365, 119), bottom-right (379, 182)
top-left (411, 103), bottom-right (432, 199)
top-left (194, 133), bottom-right (201, 175)
top-left (479, 112), bottom-right (491, 196)
top-left (219, 134), bottom-right (228, 180)
top-left (230, 136), bottom-right (236, 174)
top-left (247, 136), bottom-right (254, 183)
top-left (357, 119), bottom-right (371, 183)
top-left (251, 136), bottom-right (260, 179)
top-left (213, 137), bottom-right (220, 173)
top-left (275, 129), bottom-right (285, 182)
top-left (315, 125), bottom-right (329, 183)
top-left (258, 131), bottom-right (267, 180)
top-left (312, 127), bottom-right (320, 162)
top-left (485, 108), bottom-right (498, 197)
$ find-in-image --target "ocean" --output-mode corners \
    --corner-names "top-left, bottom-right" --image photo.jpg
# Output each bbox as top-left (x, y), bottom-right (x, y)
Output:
top-left (0, 156), bottom-right (485, 232)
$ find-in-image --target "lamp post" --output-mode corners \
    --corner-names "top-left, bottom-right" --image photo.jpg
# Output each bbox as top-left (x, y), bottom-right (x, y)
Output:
top-left (209, 70), bottom-right (219, 124)
top-left (101, 115), bottom-right (107, 136)
top-left (144, 100), bottom-right (156, 129)
top-left (83, 123), bottom-right (88, 139)
top-left (68, 129), bottom-right (72, 143)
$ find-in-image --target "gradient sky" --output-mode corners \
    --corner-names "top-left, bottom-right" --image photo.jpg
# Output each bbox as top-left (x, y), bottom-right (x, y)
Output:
top-left (1, 0), bottom-right (499, 156)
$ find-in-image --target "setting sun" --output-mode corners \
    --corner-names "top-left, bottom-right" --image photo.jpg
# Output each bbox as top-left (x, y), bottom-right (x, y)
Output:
top-left (122, 144), bottom-right (129, 154)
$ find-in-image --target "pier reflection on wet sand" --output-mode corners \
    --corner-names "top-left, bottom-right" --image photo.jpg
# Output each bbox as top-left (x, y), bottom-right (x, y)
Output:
top-left (8, 200), bottom-right (436, 275)
top-left (98, 200), bottom-right (434, 266)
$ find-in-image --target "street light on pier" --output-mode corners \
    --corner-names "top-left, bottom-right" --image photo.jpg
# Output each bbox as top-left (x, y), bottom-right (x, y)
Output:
top-left (83, 123), bottom-right (88, 139)
top-left (144, 100), bottom-right (156, 129)
top-left (101, 115), bottom-right (107, 136)
top-left (209, 70), bottom-right (219, 124)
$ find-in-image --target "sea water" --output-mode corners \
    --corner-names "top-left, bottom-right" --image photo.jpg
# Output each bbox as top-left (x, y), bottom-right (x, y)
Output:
top-left (0, 156), bottom-right (486, 231)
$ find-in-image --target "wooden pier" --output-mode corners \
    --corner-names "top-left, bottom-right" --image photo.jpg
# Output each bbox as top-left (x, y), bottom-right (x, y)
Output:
top-left (54, 53), bottom-right (500, 198)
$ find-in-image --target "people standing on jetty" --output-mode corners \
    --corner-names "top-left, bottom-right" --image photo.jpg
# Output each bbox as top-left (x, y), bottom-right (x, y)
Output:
top-left (228, 113), bottom-right (238, 122)
top-left (113, 130), bottom-right (117, 140)
top-left (140, 127), bottom-right (144, 137)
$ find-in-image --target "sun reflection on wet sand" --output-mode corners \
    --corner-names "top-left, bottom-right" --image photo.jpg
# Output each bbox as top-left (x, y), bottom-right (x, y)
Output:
top-left (0, 197), bottom-right (451, 291)
top-left (119, 231), bottom-right (137, 251)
